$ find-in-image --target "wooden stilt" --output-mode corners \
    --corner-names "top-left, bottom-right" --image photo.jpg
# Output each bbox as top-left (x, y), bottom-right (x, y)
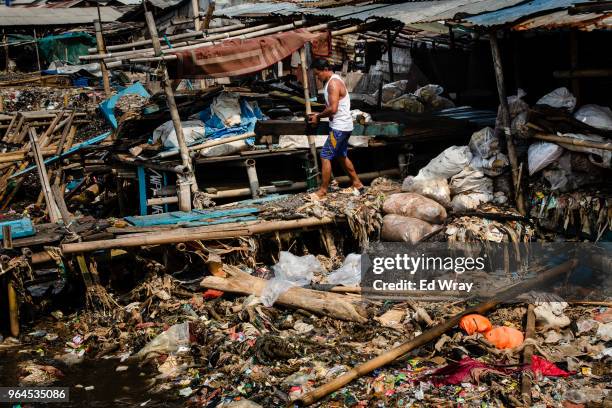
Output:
top-left (28, 127), bottom-right (61, 223)
top-left (521, 304), bottom-right (536, 405)
top-left (33, 28), bottom-right (41, 72)
top-left (489, 32), bottom-right (526, 216)
top-left (94, 20), bottom-right (112, 97)
top-left (145, 11), bottom-right (197, 211)
top-left (299, 46), bottom-right (320, 185)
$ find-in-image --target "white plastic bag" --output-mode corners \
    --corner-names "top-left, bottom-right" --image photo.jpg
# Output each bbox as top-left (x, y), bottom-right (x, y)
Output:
top-left (401, 176), bottom-right (451, 208)
top-left (326, 253), bottom-right (361, 286)
top-left (414, 84), bottom-right (443, 102)
top-left (136, 322), bottom-right (190, 358)
top-left (416, 146), bottom-right (473, 180)
top-left (377, 80), bottom-right (410, 103)
top-left (449, 168), bottom-right (493, 196)
top-left (261, 252), bottom-right (323, 306)
top-left (385, 94), bottom-right (425, 113)
top-left (211, 92), bottom-right (242, 127)
top-left (528, 142), bottom-right (564, 175)
top-left (152, 120), bottom-right (204, 149)
top-left (470, 153), bottom-right (509, 177)
top-left (450, 192), bottom-right (493, 212)
top-left (574, 104), bottom-right (612, 130)
top-left (469, 127), bottom-right (499, 158)
top-left (199, 139), bottom-right (248, 157)
top-left (536, 87), bottom-right (576, 111)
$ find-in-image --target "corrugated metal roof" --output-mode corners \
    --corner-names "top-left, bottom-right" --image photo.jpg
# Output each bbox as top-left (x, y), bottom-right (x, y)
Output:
top-left (464, 0), bottom-right (594, 27)
top-left (0, 6), bottom-right (123, 26)
top-left (513, 9), bottom-right (612, 31)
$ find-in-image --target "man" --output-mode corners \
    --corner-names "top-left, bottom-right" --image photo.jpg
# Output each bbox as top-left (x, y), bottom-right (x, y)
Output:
top-left (307, 59), bottom-right (363, 199)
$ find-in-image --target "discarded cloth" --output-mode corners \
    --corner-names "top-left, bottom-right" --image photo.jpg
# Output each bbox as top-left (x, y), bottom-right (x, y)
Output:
top-left (169, 29), bottom-right (330, 78)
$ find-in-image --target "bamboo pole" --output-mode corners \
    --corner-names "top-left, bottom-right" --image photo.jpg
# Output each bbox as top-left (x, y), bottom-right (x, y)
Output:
top-left (191, 0), bottom-right (201, 32)
top-left (295, 259), bottom-right (578, 406)
top-left (521, 304), bottom-right (536, 405)
top-left (145, 11), bottom-right (196, 211)
top-left (33, 28), bottom-right (41, 72)
top-left (28, 127), bottom-right (61, 223)
top-left (44, 217), bottom-right (334, 256)
top-left (533, 133), bottom-right (612, 151)
top-left (299, 47), bottom-right (319, 184)
top-left (8, 282), bottom-right (19, 337)
top-left (202, 0), bottom-right (215, 30)
top-left (84, 22), bottom-right (281, 62)
top-left (86, 23), bottom-right (246, 53)
top-left (94, 20), bottom-right (112, 97)
top-left (489, 32), bottom-right (526, 216)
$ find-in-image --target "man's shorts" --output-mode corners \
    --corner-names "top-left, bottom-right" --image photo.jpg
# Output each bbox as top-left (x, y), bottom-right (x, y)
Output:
top-left (320, 128), bottom-right (351, 160)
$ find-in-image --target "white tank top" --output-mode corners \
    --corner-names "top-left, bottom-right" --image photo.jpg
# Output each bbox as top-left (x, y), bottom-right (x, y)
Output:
top-left (323, 73), bottom-right (353, 132)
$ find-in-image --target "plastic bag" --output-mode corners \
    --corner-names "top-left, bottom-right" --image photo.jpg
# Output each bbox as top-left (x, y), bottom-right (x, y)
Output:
top-left (136, 322), bottom-right (190, 358)
top-left (211, 92), bottom-right (242, 127)
top-left (152, 120), bottom-right (204, 149)
top-left (385, 94), bottom-right (425, 113)
top-left (536, 87), bottom-right (576, 111)
top-left (261, 252), bottom-right (323, 307)
top-left (326, 253), bottom-right (361, 286)
top-left (382, 192), bottom-right (447, 223)
top-left (414, 84), bottom-right (443, 103)
top-left (402, 176), bottom-right (451, 208)
top-left (470, 153), bottom-right (509, 177)
top-left (497, 89), bottom-right (528, 127)
top-left (351, 109), bottom-right (372, 124)
top-left (459, 314), bottom-right (492, 335)
top-left (485, 326), bottom-right (524, 349)
top-left (428, 96), bottom-right (455, 111)
top-left (469, 127), bottom-right (499, 158)
top-left (417, 146), bottom-right (473, 180)
top-left (511, 111), bottom-right (530, 138)
top-left (528, 142), bottom-right (564, 175)
top-left (449, 168), bottom-right (493, 196)
top-left (450, 192), bottom-right (493, 212)
top-left (381, 214), bottom-right (435, 243)
top-left (574, 104), bottom-right (612, 130)
top-left (377, 80), bottom-right (410, 103)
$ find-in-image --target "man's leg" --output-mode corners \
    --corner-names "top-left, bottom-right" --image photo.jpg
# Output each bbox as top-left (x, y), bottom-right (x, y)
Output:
top-left (338, 156), bottom-right (363, 189)
top-left (316, 158), bottom-right (332, 197)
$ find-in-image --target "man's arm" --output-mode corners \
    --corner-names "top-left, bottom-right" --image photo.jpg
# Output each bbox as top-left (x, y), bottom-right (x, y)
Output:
top-left (317, 79), bottom-right (340, 119)
top-left (308, 79), bottom-right (340, 124)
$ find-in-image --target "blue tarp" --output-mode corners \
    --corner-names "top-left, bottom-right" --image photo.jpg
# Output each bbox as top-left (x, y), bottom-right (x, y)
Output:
top-left (99, 82), bottom-right (150, 129)
top-left (196, 99), bottom-right (264, 144)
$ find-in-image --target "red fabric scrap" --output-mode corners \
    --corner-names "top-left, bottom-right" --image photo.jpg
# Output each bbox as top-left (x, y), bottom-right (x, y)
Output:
top-left (427, 357), bottom-right (516, 386)
top-left (530, 355), bottom-right (572, 377)
top-left (203, 289), bottom-right (224, 299)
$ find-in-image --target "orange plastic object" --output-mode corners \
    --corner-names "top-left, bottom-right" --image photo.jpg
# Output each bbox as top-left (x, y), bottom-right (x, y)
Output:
top-left (459, 314), bottom-right (493, 335)
top-left (485, 327), bottom-right (524, 349)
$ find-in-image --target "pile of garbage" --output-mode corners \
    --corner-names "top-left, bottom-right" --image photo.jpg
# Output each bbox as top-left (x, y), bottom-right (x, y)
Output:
top-left (0, 87), bottom-right (103, 112)
top-left (375, 82), bottom-right (456, 113)
top-left (511, 87), bottom-right (612, 239)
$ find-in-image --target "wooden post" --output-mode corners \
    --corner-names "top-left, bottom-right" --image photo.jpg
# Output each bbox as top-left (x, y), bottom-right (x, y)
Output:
top-left (28, 127), bottom-right (62, 223)
top-left (2, 225), bottom-right (12, 249)
top-left (386, 29), bottom-right (394, 82)
top-left (33, 28), bottom-right (41, 72)
top-left (299, 46), bottom-right (320, 184)
top-left (94, 20), bottom-right (112, 97)
top-left (3, 30), bottom-right (9, 73)
top-left (191, 0), bottom-right (201, 31)
top-left (521, 304), bottom-right (536, 405)
top-left (489, 31), bottom-right (526, 216)
top-left (202, 0), bottom-right (215, 30)
top-left (8, 282), bottom-right (19, 337)
top-left (145, 11), bottom-right (196, 211)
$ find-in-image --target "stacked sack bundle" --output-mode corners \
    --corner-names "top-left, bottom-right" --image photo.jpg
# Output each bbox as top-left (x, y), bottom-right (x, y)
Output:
top-left (381, 192), bottom-right (447, 243)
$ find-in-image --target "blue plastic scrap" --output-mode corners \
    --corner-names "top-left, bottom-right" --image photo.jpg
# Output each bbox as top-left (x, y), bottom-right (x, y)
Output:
top-left (0, 217), bottom-right (35, 239)
top-left (124, 207), bottom-right (260, 227)
top-left (99, 82), bottom-right (150, 128)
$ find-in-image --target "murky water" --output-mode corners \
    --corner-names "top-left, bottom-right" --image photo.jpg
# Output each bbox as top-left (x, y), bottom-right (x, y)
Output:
top-left (0, 349), bottom-right (183, 408)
